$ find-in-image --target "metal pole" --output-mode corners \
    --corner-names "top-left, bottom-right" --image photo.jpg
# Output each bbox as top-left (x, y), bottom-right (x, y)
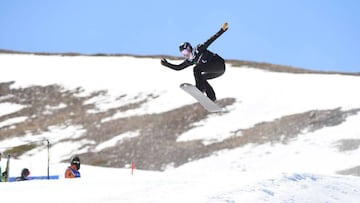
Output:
top-left (46, 139), bottom-right (50, 180)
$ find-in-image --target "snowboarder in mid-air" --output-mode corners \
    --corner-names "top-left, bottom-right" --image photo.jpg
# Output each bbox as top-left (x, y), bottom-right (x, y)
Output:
top-left (161, 22), bottom-right (229, 101)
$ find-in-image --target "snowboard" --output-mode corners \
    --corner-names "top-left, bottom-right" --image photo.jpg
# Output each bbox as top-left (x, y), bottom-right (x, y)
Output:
top-left (180, 83), bottom-right (223, 113)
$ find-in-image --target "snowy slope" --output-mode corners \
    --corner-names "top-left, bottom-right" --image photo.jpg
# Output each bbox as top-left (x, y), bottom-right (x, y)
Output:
top-left (1, 168), bottom-right (360, 203)
top-left (0, 53), bottom-right (360, 202)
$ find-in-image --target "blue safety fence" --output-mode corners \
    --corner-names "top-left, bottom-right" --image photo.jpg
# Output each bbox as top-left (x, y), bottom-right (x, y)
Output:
top-left (8, 175), bottom-right (60, 182)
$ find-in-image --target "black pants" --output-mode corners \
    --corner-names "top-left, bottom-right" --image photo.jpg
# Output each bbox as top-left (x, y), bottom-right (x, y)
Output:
top-left (193, 55), bottom-right (225, 101)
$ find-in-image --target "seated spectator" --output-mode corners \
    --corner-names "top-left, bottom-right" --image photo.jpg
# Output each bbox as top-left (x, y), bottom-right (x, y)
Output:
top-left (65, 156), bottom-right (81, 178)
top-left (16, 168), bottom-right (30, 181)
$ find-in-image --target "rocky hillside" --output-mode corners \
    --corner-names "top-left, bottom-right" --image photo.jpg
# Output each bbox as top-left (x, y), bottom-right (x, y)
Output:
top-left (1, 52), bottom-right (359, 175)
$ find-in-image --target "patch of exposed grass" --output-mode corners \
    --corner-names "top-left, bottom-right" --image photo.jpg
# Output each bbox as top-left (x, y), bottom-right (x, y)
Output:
top-left (3, 144), bottom-right (38, 157)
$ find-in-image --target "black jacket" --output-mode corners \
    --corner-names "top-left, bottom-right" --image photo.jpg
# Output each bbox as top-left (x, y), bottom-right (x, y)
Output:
top-left (162, 27), bottom-right (227, 70)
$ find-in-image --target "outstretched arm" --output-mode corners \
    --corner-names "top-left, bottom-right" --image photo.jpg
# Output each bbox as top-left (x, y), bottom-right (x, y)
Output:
top-left (202, 22), bottom-right (228, 49)
top-left (161, 58), bottom-right (192, 71)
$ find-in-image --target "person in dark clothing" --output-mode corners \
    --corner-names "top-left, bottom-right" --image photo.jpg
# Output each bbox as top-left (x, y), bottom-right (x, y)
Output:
top-left (161, 22), bottom-right (228, 101)
top-left (16, 168), bottom-right (30, 181)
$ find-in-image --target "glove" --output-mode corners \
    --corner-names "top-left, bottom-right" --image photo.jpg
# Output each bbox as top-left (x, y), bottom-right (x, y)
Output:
top-left (161, 58), bottom-right (169, 66)
top-left (221, 22), bottom-right (228, 31)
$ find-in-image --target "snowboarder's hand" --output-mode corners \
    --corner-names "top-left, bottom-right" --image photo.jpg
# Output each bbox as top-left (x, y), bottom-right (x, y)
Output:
top-left (161, 58), bottom-right (169, 66)
top-left (222, 22), bottom-right (228, 31)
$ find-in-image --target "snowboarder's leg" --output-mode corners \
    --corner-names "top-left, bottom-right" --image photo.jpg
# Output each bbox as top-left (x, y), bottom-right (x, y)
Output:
top-left (204, 80), bottom-right (216, 101)
top-left (193, 60), bottom-right (225, 101)
top-left (193, 66), bottom-right (207, 92)
top-left (202, 57), bottom-right (225, 80)
top-left (194, 67), bottom-right (217, 101)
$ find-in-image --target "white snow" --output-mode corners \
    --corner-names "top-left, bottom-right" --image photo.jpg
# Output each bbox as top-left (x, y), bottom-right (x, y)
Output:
top-left (94, 130), bottom-right (140, 152)
top-left (0, 53), bottom-right (360, 202)
top-left (0, 102), bottom-right (25, 117)
top-left (0, 116), bottom-right (27, 129)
